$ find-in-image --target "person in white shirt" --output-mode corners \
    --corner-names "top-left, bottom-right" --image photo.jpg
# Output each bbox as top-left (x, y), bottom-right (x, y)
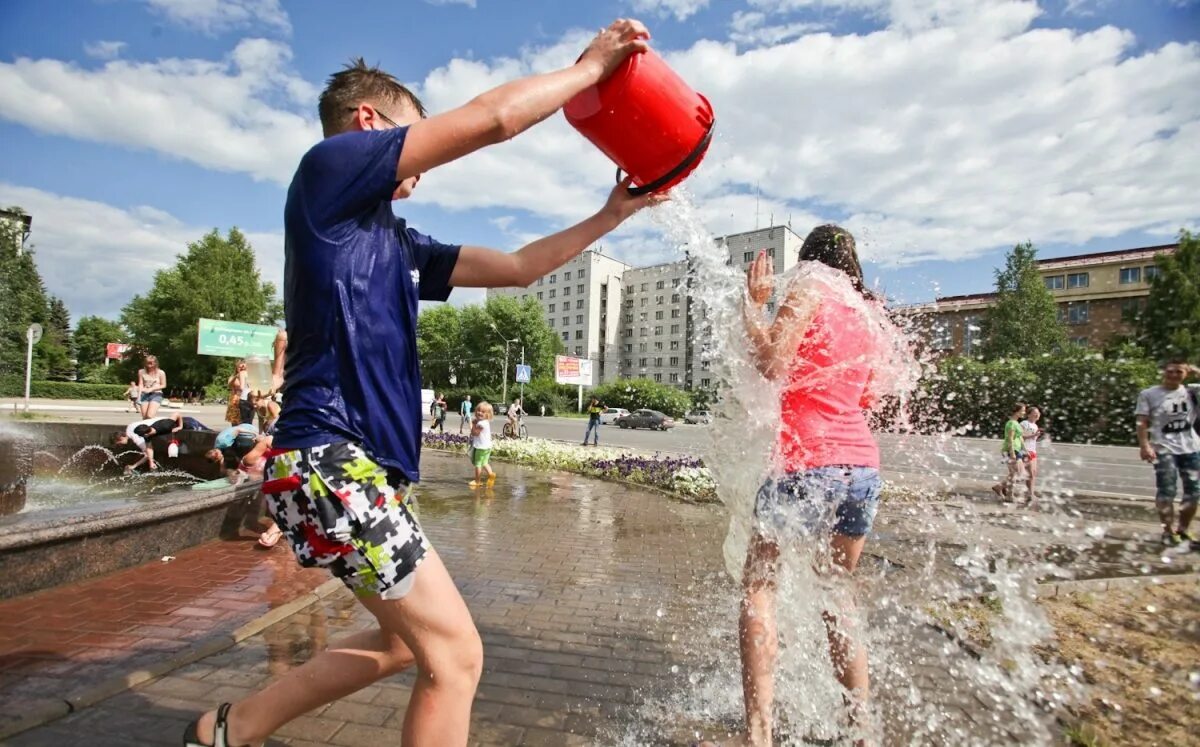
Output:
top-left (469, 401), bottom-right (496, 488)
top-left (1135, 358), bottom-right (1200, 546)
top-left (1019, 406), bottom-right (1044, 503)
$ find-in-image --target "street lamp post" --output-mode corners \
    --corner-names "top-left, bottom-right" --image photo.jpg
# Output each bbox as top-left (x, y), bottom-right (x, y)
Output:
top-left (490, 323), bottom-right (520, 406)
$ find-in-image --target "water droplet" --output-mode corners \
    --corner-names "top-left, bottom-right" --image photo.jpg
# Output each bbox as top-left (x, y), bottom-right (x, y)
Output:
top-left (656, 608), bottom-right (664, 618)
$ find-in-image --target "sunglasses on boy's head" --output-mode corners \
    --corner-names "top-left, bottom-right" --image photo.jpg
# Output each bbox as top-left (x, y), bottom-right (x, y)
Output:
top-left (346, 107), bottom-right (401, 129)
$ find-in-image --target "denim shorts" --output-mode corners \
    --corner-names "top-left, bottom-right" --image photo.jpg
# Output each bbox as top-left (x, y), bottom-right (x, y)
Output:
top-left (139, 391), bottom-right (163, 404)
top-left (754, 466), bottom-right (882, 537)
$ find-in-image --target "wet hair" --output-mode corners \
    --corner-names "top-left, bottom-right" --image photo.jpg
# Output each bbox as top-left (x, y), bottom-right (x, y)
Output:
top-left (221, 449), bottom-right (241, 471)
top-left (133, 424), bottom-right (154, 438)
top-left (318, 58), bottom-right (427, 137)
top-left (110, 431), bottom-right (127, 445)
top-left (798, 224), bottom-right (866, 296)
top-left (204, 448), bottom-right (223, 464)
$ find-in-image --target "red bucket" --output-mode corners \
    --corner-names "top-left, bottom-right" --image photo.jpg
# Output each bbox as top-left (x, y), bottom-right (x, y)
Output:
top-left (565, 49), bottom-right (715, 195)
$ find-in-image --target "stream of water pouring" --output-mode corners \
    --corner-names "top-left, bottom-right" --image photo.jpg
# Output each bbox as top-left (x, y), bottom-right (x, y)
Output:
top-left (612, 194), bottom-right (1091, 745)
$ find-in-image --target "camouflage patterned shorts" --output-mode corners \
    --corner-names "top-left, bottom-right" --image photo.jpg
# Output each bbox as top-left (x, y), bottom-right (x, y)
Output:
top-left (262, 442), bottom-right (429, 600)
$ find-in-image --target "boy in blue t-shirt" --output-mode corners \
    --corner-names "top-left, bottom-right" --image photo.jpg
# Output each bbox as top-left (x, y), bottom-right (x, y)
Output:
top-left (185, 18), bottom-right (662, 747)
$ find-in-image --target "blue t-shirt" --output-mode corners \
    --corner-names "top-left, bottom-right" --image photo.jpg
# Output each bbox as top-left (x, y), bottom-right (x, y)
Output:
top-left (215, 423), bottom-right (259, 449)
top-left (273, 127), bottom-right (460, 482)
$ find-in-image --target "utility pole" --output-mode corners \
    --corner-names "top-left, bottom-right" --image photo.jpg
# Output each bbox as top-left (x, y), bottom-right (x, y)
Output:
top-left (501, 343), bottom-right (509, 406)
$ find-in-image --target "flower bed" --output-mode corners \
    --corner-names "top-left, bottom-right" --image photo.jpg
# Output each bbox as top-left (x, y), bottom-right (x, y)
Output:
top-left (421, 432), bottom-right (717, 502)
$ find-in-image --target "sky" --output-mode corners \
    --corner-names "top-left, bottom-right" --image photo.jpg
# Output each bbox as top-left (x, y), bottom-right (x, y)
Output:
top-left (0, 0), bottom-right (1197, 321)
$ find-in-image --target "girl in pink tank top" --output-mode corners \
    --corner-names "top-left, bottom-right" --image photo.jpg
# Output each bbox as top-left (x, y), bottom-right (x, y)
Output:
top-left (729, 225), bottom-right (889, 747)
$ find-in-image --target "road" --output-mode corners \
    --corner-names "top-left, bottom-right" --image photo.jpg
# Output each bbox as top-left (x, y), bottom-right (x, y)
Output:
top-left (4, 400), bottom-right (1157, 500)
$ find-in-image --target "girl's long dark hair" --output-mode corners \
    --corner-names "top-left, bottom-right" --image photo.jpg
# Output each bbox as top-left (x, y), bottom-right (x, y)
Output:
top-left (798, 224), bottom-right (867, 297)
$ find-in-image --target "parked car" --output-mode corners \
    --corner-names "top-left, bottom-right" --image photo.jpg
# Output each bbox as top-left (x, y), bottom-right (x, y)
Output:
top-left (615, 409), bottom-right (676, 430)
top-left (599, 407), bottom-right (630, 425)
top-left (683, 410), bottom-right (712, 425)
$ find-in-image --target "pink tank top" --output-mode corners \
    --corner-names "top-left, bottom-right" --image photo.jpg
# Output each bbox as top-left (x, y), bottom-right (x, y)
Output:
top-left (777, 300), bottom-right (879, 471)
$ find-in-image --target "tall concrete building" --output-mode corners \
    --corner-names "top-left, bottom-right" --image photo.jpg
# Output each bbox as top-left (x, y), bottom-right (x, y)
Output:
top-left (486, 249), bottom-right (630, 383)
top-left (486, 225), bottom-right (806, 389)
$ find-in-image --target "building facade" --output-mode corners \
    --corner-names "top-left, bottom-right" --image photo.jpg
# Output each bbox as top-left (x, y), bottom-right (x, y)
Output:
top-left (898, 244), bottom-right (1177, 355)
top-left (487, 249), bottom-right (630, 383)
top-left (486, 225), bottom-right (807, 389)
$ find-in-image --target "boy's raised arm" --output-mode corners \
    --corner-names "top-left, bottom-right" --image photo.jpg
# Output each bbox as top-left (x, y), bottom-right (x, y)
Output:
top-left (396, 19), bottom-right (649, 182)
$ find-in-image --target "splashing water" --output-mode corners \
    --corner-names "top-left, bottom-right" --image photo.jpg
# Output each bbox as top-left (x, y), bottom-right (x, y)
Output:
top-left (609, 194), bottom-right (1098, 745)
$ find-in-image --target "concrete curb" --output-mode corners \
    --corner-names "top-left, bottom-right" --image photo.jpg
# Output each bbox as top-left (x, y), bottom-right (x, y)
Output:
top-left (1036, 571), bottom-right (1200, 598)
top-left (0, 578), bottom-right (345, 740)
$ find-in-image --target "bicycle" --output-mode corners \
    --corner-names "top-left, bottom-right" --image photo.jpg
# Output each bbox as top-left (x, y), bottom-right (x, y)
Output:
top-left (502, 416), bottom-right (528, 439)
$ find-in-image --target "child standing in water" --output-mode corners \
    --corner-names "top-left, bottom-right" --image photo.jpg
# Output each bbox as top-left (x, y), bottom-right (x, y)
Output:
top-left (469, 402), bottom-right (496, 488)
top-left (717, 225), bottom-right (895, 747)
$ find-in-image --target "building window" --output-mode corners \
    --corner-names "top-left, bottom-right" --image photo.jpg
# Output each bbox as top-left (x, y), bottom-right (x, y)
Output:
top-left (624, 344), bottom-right (632, 353)
top-left (669, 373), bottom-right (679, 383)
top-left (652, 341), bottom-right (662, 351)
top-left (765, 301), bottom-right (775, 313)
top-left (576, 314), bottom-right (583, 324)
top-left (1118, 267), bottom-right (1141, 284)
top-left (549, 289), bottom-right (556, 298)
top-left (701, 378), bottom-right (711, 388)
top-left (639, 358), bottom-right (647, 367)
top-left (563, 271), bottom-right (571, 280)
top-left (641, 298), bottom-right (648, 307)
top-left (624, 299), bottom-right (633, 308)
top-left (1067, 272), bottom-right (1089, 288)
top-left (656, 280), bottom-right (664, 290)
top-left (537, 277), bottom-right (544, 286)
top-left (537, 291), bottom-right (543, 300)
top-left (1120, 298), bottom-right (1144, 322)
top-left (548, 318), bottom-right (555, 327)
top-left (931, 323), bottom-right (952, 351)
top-left (1070, 336), bottom-right (1089, 348)
top-left (562, 316), bottom-right (569, 326)
top-left (626, 285), bottom-right (633, 295)
top-left (655, 311), bottom-right (664, 320)
top-left (563, 286), bottom-right (570, 296)
top-left (640, 327), bottom-right (648, 337)
top-left (521, 294), bottom-right (527, 301)
top-left (575, 330), bottom-right (582, 339)
top-left (623, 327), bottom-right (632, 337)
top-left (561, 331), bottom-right (569, 341)
top-left (654, 373), bottom-right (663, 382)
top-left (578, 267), bottom-right (586, 278)
top-left (640, 282), bottom-right (648, 291)
top-left (670, 324), bottom-right (680, 334)
top-left (549, 274), bottom-right (556, 284)
top-left (655, 295), bottom-right (664, 305)
top-left (670, 340), bottom-right (679, 350)
top-left (1044, 275), bottom-right (1064, 290)
top-left (654, 326), bottom-right (663, 335)
top-left (639, 312), bottom-right (648, 322)
top-left (575, 284), bottom-right (583, 294)
top-left (1064, 302), bottom-right (1089, 324)
top-left (701, 359), bottom-right (710, 370)
top-left (549, 303), bottom-right (556, 312)
top-left (639, 343), bottom-right (647, 352)
top-left (576, 300), bottom-right (584, 310)
top-left (962, 314), bottom-right (983, 356)
top-left (743, 251), bottom-right (753, 263)
top-left (671, 309), bottom-right (680, 318)
top-left (767, 247), bottom-right (775, 258)
top-left (1144, 265), bottom-right (1160, 282)
top-left (669, 356), bottom-right (679, 366)
top-left (673, 278), bottom-right (681, 287)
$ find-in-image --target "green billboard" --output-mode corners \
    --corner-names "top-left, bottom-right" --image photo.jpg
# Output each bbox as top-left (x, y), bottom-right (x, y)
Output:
top-left (196, 318), bottom-right (278, 358)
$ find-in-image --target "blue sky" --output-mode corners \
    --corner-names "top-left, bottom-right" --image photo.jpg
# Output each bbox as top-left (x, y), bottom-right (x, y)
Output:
top-left (1, 0), bottom-right (1197, 319)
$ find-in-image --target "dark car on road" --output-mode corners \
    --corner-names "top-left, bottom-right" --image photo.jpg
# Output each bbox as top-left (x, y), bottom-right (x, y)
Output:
top-left (614, 409), bottom-right (676, 431)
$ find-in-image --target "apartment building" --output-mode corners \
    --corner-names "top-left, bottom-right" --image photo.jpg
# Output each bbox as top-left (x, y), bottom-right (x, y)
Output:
top-left (486, 249), bottom-right (630, 383)
top-left (618, 260), bottom-right (690, 386)
top-left (897, 243), bottom-right (1177, 355)
top-left (486, 225), bottom-right (807, 389)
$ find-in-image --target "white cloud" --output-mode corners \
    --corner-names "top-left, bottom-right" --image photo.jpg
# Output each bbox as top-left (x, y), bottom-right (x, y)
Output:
top-left (0, 39), bottom-right (319, 185)
top-left (730, 11), bottom-right (826, 45)
top-left (83, 40), bottom-right (127, 60)
top-left (631, 0), bottom-right (711, 21)
top-left (143, 0), bottom-right (291, 35)
top-left (0, 184), bottom-right (283, 320)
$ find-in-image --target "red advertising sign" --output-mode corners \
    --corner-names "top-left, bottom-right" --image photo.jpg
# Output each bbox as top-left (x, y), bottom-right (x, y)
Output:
top-left (105, 342), bottom-right (130, 360)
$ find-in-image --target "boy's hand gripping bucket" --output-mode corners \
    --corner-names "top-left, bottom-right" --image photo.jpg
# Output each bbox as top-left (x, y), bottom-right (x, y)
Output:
top-left (565, 48), bottom-right (714, 195)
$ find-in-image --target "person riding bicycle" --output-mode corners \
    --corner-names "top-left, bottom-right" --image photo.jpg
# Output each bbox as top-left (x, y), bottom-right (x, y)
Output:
top-left (507, 398), bottom-right (524, 436)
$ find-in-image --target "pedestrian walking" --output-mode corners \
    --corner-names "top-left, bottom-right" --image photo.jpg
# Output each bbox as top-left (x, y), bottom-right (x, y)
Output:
top-left (1020, 406), bottom-right (1044, 502)
top-left (183, 25), bottom-right (661, 746)
top-left (432, 393), bottom-right (448, 433)
top-left (468, 402), bottom-right (496, 488)
top-left (1135, 358), bottom-right (1200, 547)
top-left (991, 403), bottom-right (1028, 502)
top-left (582, 397), bottom-right (604, 445)
top-left (459, 394), bottom-right (473, 434)
top-left (124, 381), bottom-right (140, 412)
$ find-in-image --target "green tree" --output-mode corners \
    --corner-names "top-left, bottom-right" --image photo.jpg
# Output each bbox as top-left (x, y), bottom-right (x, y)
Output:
top-left (0, 206), bottom-right (58, 380)
top-left (980, 241), bottom-right (1066, 360)
top-left (74, 316), bottom-right (127, 382)
top-left (43, 297), bottom-right (74, 380)
top-left (417, 296), bottom-right (562, 393)
top-left (1139, 230), bottom-right (1200, 362)
top-left (118, 228), bottom-right (280, 387)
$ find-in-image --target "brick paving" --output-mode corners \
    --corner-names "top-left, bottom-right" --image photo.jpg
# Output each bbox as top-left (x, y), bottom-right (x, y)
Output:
top-left (5, 453), bottom-right (1070, 746)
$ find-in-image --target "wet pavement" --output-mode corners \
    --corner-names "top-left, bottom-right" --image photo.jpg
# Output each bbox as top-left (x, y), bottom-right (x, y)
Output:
top-left (2, 452), bottom-right (1188, 745)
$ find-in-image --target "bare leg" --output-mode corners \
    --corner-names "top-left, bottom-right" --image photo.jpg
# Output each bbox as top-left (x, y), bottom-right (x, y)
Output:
top-left (195, 549), bottom-right (482, 746)
top-left (145, 399), bottom-right (160, 419)
top-left (740, 534), bottom-right (780, 747)
top-left (1177, 501), bottom-right (1197, 534)
top-left (1025, 459), bottom-right (1038, 503)
top-left (823, 533), bottom-right (871, 740)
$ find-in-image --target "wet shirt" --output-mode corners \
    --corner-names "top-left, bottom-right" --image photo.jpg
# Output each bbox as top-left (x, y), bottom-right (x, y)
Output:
top-left (1135, 384), bottom-right (1200, 454)
top-left (273, 127), bottom-right (460, 482)
top-left (778, 300), bottom-right (879, 471)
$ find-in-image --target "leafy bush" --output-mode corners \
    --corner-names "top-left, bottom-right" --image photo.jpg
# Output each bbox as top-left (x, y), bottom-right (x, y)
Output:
top-left (0, 378), bottom-right (127, 400)
top-left (901, 353), bottom-right (1158, 445)
top-left (591, 377), bottom-right (692, 417)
